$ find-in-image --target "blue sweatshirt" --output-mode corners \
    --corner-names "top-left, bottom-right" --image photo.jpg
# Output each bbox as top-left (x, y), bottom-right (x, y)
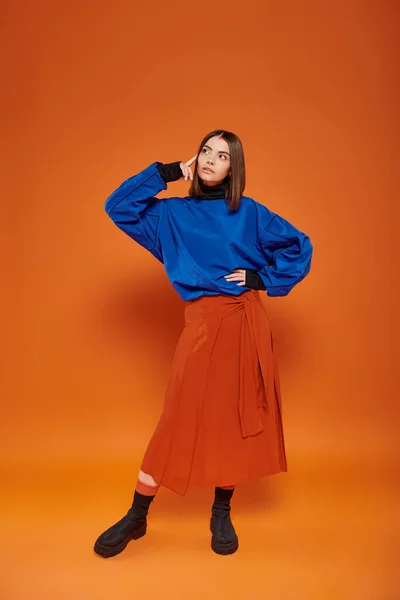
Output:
top-left (104, 161), bottom-right (313, 301)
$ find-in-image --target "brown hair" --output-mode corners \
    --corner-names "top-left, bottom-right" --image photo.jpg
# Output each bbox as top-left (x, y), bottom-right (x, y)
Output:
top-left (188, 129), bottom-right (246, 211)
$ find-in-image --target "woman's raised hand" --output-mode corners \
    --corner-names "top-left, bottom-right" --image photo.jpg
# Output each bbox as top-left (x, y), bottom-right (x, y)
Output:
top-left (179, 155), bottom-right (197, 181)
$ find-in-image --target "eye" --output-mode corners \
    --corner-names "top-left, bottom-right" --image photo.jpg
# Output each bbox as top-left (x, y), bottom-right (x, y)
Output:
top-left (202, 148), bottom-right (209, 153)
top-left (219, 154), bottom-right (226, 160)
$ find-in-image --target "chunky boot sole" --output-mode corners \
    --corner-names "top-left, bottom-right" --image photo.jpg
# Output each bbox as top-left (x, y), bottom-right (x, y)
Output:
top-left (210, 524), bottom-right (239, 555)
top-left (94, 522), bottom-right (147, 558)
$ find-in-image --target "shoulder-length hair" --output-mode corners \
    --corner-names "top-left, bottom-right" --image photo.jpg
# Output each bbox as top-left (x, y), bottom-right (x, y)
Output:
top-left (188, 129), bottom-right (246, 211)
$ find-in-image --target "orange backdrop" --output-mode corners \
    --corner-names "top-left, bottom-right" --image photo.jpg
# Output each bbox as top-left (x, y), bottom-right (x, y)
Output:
top-left (2, 1), bottom-right (398, 598)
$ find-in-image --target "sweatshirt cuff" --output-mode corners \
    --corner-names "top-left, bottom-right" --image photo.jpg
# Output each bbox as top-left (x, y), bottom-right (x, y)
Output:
top-left (157, 161), bottom-right (182, 183)
top-left (245, 270), bottom-right (266, 291)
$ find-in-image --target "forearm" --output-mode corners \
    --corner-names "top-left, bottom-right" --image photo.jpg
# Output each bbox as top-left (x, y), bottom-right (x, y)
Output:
top-left (157, 161), bottom-right (182, 183)
top-left (104, 161), bottom-right (167, 221)
top-left (245, 270), bottom-right (266, 291)
top-left (258, 237), bottom-right (313, 296)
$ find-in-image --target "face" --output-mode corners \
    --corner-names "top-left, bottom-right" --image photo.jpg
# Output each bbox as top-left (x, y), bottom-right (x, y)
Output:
top-left (197, 135), bottom-right (231, 186)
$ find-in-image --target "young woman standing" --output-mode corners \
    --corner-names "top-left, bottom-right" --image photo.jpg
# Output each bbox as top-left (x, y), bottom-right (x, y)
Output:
top-left (94, 129), bottom-right (313, 558)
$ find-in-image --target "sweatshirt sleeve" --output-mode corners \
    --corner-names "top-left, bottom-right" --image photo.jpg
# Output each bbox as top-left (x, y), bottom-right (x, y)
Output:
top-left (104, 161), bottom-right (167, 259)
top-left (256, 204), bottom-right (313, 297)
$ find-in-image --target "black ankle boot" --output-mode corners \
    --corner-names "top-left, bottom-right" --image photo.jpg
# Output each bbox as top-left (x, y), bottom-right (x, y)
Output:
top-left (94, 490), bottom-right (156, 558)
top-left (210, 487), bottom-right (239, 555)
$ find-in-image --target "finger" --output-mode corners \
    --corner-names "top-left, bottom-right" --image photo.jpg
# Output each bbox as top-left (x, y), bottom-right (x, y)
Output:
top-left (185, 155), bottom-right (197, 167)
top-left (231, 269), bottom-right (245, 275)
top-left (224, 274), bottom-right (245, 282)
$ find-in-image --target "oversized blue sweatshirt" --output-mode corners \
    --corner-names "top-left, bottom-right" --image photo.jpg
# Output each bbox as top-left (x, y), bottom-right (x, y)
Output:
top-left (104, 161), bottom-right (313, 301)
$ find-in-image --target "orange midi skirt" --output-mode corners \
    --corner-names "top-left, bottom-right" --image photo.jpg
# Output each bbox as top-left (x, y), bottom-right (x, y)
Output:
top-left (140, 288), bottom-right (287, 496)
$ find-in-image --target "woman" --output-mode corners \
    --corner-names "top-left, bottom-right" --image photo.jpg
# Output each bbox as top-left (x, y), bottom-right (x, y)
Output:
top-left (94, 129), bottom-right (313, 558)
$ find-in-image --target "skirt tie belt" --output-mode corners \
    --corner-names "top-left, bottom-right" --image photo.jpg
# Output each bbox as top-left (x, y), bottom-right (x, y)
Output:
top-left (234, 290), bottom-right (274, 438)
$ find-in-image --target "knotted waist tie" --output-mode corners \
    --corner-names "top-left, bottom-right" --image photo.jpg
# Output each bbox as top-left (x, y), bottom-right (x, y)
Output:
top-left (187, 289), bottom-right (278, 438)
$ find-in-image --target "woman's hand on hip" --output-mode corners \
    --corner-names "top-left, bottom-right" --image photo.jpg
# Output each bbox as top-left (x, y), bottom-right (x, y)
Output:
top-left (224, 269), bottom-right (246, 286)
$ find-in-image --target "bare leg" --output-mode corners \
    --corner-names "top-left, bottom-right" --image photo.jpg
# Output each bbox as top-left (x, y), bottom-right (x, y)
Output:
top-left (138, 469), bottom-right (159, 487)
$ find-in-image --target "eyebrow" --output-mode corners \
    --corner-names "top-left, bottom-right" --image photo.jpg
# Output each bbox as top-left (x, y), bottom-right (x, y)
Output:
top-left (203, 144), bottom-right (230, 156)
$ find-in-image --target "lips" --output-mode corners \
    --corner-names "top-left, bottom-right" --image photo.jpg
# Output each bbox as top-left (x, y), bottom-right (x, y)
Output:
top-left (203, 167), bottom-right (214, 173)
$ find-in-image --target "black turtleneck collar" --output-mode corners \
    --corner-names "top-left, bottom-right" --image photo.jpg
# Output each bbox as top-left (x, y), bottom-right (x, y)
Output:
top-left (197, 176), bottom-right (229, 200)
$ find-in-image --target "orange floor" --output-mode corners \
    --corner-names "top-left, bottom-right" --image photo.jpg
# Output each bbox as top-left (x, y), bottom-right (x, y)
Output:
top-left (2, 452), bottom-right (396, 600)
